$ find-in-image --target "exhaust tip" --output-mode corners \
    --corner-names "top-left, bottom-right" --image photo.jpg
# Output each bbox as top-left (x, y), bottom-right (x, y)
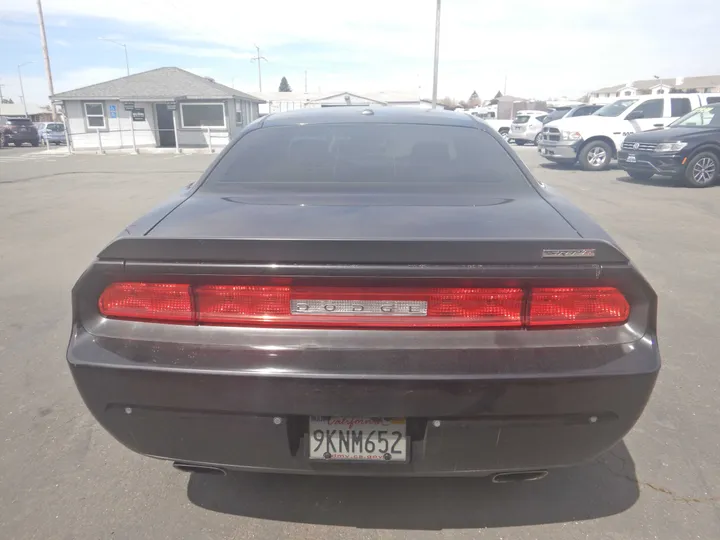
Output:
top-left (173, 462), bottom-right (226, 476)
top-left (492, 470), bottom-right (548, 483)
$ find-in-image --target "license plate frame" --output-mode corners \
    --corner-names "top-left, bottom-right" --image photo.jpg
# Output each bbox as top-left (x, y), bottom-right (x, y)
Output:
top-left (308, 417), bottom-right (408, 463)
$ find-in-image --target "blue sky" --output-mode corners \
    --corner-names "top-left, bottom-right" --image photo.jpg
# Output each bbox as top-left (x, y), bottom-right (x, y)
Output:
top-left (1, 0), bottom-right (719, 107)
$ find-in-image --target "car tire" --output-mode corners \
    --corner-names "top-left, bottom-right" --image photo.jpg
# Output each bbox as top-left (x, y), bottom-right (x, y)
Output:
top-left (31, 140), bottom-right (39, 147)
top-left (627, 170), bottom-right (654, 181)
top-left (684, 151), bottom-right (719, 188)
top-left (11, 141), bottom-right (20, 147)
top-left (579, 141), bottom-right (612, 171)
top-left (499, 129), bottom-right (510, 142)
top-left (534, 133), bottom-right (543, 146)
top-left (515, 140), bottom-right (526, 146)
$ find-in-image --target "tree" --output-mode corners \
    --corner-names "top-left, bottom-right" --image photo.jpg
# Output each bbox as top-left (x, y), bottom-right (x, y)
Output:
top-left (439, 97), bottom-right (458, 110)
top-left (489, 90), bottom-right (503, 106)
top-left (1, 98), bottom-right (14, 104)
top-left (278, 77), bottom-right (292, 92)
top-left (467, 90), bottom-right (481, 108)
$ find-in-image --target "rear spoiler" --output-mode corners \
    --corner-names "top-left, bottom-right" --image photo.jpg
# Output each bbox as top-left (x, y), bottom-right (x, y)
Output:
top-left (98, 237), bottom-right (629, 266)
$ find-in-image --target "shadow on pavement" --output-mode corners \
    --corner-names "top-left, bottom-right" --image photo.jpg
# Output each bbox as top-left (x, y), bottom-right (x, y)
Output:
top-left (186, 442), bottom-right (638, 530)
top-left (616, 175), bottom-right (683, 188)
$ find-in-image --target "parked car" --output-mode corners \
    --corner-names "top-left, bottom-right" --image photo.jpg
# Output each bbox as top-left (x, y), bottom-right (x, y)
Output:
top-left (67, 107), bottom-right (659, 479)
top-left (474, 110), bottom-right (546, 142)
top-left (510, 113), bottom-right (548, 145)
top-left (0, 117), bottom-right (40, 147)
top-left (36, 121), bottom-right (67, 145)
top-left (618, 103), bottom-right (720, 187)
top-left (538, 94), bottom-right (720, 171)
top-left (541, 104), bottom-right (603, 125)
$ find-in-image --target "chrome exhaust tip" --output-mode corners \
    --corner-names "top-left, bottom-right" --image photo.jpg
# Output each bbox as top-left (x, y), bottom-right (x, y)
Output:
top-left (172, 462), bottom-right (226, 476)
top-left (491, 470), bottom-right (548, 483)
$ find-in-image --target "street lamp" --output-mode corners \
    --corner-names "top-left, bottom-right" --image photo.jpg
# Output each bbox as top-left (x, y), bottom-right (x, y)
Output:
top-left (98, 37), bottom-right (130, 76)
top-left (431, 0), bottom-right (441, 109)
top-left (18, 61), bottom-right (34, 118)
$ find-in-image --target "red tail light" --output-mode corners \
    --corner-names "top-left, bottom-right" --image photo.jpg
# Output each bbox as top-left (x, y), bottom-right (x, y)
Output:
top-left (98, 282), bottom-right (193, 322)
top-left (98, 283), bottom-right (629, 329)
top-left (528, 287), bottom-right (629, 327)
top-left (194, 286), bottom-right (524, 328)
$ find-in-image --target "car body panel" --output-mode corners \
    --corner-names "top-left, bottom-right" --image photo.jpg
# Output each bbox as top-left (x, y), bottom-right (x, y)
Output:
top-left (67, 107), bottom-right (660, 476)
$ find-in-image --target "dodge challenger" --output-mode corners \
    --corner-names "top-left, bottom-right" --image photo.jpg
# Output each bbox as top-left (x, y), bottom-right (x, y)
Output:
top-left (67, 107), bottom-right (660, 481)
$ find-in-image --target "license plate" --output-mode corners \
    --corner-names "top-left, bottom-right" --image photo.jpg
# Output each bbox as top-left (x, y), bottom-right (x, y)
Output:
top-left (540, 147), bottom-right (554, 156)
top-left (627, 154), bottom-right (636, 163)
top-left (309, 417), bottom-right (407, 462)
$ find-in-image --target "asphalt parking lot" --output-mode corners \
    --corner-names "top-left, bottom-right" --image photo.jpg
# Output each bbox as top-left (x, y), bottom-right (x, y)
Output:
top-left (1, 144), bottom-right (719, 539)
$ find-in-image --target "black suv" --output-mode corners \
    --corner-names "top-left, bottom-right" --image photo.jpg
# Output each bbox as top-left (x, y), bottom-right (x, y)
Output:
top-left (0, 117), bottom-right (40, 147)
top-left (618, 104), bottom-right (720, 187)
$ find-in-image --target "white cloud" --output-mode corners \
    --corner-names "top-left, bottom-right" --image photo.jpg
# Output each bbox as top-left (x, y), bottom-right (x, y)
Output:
top-left (2, 0), bottom-right (720, 100)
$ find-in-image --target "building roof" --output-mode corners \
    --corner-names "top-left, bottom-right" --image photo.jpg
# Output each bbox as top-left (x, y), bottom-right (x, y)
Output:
top-left (0, 102), bottom-right (51, 117)
top-left (51, 67), bottom-right (265, 103)
top-left (594, 74), bottom-right (720, 94)
top-left (253, 90), bottom-right (429, 105)
top-left (261, 106), bottom-right (475, 127)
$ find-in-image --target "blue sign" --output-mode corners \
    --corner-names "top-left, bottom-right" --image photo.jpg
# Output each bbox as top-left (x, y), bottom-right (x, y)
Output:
top-left (109, 104), bottom-right (117, 119)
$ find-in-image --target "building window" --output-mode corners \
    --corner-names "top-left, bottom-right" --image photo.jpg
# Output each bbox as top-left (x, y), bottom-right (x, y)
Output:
top-left (84, 103), bottom-right (106, 129)
top-left (656, 89), bottom-right (665, 94)
top-left (624, 90), bottom-right (632, 96)
top-left (180, 103), bottom-right (226, 128)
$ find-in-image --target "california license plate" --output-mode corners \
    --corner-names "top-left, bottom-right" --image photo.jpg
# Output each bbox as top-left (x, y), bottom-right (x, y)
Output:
top-left (627, 154), bottom-right (636, 163)
top-left (309, 417), bottom-right (407, 462)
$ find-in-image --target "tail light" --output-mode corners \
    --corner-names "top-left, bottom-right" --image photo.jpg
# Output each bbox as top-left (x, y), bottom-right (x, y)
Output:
top-left (98, 283), bottom-right (630, 329)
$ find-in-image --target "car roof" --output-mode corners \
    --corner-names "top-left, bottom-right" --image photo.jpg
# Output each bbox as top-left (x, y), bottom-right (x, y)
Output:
top-left (260, 107), bottom-right (478, 128)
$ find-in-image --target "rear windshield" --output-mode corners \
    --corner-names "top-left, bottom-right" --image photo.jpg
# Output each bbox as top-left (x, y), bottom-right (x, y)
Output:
top-left (513, 116), bottom-right (530, 124)
top-left (204, 124), bottom-right (532, 191)
top-left (46, 123), bottom-right (64, 132)
top-left (7, 119), bottom-right (33, 125)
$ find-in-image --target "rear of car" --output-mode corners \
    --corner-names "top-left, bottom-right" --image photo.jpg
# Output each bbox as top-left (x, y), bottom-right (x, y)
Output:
top-left (510, 114), bottom-right (546, 145)
top-left (38, 122), bottom-right (66, 145)
top-left (1, 117), bottom-right (39, 147)
top-left (68, 109), bottom-right (660, 477)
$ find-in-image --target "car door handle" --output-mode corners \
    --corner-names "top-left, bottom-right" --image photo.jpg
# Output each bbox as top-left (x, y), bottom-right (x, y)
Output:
top-left (653, 123), bottom-right (664, 127)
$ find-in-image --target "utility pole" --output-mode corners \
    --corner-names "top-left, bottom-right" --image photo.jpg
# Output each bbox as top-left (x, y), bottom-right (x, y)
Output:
top-left (18, 62), bottom-right (33, 118)
top-left (99, 37), bottom-right (130, 76)
top-left (431, 0), bottom-right (441, 109)
top-left (36, 0), bottom-right (57, 120)
top-left (503, 74), bottom-right (507, 95)
top-left (0, 83), bottom-right (5, 116)
top-left (251, 44), bottom-right (268, 92)
top-left (304, 70), bottom-right (308, 93)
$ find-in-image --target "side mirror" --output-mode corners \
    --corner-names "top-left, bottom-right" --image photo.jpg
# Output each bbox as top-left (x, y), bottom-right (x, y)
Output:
top-left (626, 111), bottom-right (644, 120)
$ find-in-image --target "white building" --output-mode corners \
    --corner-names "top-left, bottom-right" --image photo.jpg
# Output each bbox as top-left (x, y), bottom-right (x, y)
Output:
top-left (51, 67), bottom-right (265, 151)
top-left (589, 75), bottom-right (720, 104)
top-left (255, 91), bottom-right (431, 115)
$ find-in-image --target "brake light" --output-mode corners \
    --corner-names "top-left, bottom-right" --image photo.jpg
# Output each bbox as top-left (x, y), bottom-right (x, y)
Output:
top-left (528, 287), bottom-right (629, 327)
top-left (98, 282), bottom-right (193, 322)
top-left (97, 283), bottom-right (629, 329)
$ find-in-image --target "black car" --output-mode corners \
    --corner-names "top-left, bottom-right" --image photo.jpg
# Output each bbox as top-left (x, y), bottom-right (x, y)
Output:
top-left (618, 104), bottom-right (720, 187)
top-left (0, 117), bottom-right (40, 147)
top-left (67, 108), bottom-right (660, 480)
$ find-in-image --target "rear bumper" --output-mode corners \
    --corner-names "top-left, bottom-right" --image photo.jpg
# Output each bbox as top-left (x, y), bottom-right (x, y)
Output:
top-left (5, 133), bottom-right (38, 143)
top-left (617, 151), bottom-right (685, 176)
top-left (68, 330), bottom-right (660, 476)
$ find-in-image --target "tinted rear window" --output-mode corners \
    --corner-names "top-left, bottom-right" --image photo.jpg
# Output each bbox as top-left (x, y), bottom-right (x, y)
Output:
top-left (204, 124), bottom-right (532, 191)
top-left (8, 119), bottom-right (33, 125)
top-left (513, 116), bottom-right (530, 124)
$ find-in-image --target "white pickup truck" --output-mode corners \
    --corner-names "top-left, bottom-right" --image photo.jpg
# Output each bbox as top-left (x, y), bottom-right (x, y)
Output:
top-left (538, 93), bottom-right (720, 170)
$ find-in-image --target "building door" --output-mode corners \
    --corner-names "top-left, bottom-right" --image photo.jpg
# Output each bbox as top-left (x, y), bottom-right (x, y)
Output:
top-left (155, 104), bottom-right (176, 147)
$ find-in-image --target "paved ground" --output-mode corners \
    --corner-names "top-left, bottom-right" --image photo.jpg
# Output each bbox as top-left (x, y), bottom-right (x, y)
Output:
top-left (1, 146), bottom-right (719, 539)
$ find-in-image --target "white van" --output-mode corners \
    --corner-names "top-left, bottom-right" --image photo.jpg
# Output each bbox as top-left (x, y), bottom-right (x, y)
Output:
top-left (538, 93), bottom-right (720, 170)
